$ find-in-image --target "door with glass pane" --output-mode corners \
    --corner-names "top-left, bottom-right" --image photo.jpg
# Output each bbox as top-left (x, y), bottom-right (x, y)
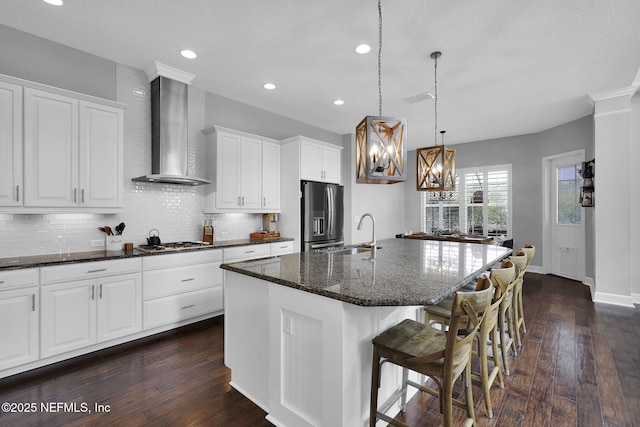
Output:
top-left (550, 153), bottom-right (584, 279)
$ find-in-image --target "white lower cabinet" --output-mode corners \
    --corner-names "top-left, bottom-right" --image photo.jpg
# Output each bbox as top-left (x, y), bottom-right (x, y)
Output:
top-left (142, 249), bottom-right (223, 330)
top-left (40, 258), bottom-right (142, 358)
top-left (0, 269), bottom-right (39, 371)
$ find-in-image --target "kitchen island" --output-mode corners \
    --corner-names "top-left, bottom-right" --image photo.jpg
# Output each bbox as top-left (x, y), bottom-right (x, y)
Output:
top-left (221, 238), bottom-right (510, 427)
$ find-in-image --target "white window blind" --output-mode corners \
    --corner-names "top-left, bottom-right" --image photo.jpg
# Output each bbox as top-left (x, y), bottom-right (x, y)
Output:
top-left (422, 164), bottom-right (511, 237)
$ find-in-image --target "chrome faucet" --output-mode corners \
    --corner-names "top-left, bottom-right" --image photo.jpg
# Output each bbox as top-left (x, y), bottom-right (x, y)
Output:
top-left (357, 213), bottom-right (376, 257)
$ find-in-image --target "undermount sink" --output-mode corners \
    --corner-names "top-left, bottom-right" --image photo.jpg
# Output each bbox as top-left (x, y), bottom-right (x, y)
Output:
top-left (327, 245), bottom-right (382, 255)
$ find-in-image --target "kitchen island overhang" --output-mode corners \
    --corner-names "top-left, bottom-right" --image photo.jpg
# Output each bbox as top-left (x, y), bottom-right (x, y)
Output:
top-left (221, 238), bottom-right (511, 427)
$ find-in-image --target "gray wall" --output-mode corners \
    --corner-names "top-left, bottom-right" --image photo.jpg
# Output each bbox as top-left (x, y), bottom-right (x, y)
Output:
top-left (205, 92), bottom-right (342, 144)
top-left (403, 115), bottom-right (594, 272)
top-left (0, 24), bottom-right (116, 100)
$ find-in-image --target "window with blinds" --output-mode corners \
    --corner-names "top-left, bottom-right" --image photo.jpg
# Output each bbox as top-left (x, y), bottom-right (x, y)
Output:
top-left (422, 165), bottom-right (511, 237)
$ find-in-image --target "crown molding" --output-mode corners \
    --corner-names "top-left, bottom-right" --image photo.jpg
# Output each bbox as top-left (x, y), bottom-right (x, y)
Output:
top-left (145, 62), bottom-right (195, 84)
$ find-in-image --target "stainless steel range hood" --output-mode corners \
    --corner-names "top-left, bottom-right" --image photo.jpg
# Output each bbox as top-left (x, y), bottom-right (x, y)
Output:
top-left (133, 63), bottom-right (210, 186)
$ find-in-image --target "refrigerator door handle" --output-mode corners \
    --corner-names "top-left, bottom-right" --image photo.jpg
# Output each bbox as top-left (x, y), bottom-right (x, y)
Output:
top-left (327, 186), bottom-right (333, 237)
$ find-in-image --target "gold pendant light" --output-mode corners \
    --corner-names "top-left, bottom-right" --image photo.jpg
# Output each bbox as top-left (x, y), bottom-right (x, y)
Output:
top-left (356, 0), bottom-right (407, 184)
top-left (417, 51), bottom-right (456, 192)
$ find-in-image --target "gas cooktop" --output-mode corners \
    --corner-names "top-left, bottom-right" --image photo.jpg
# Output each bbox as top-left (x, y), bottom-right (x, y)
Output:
top-left (136, 241), bottom-right (212, 253)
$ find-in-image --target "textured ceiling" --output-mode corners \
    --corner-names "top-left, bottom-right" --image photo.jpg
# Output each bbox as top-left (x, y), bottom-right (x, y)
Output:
top-left (2, 0), bottom-right (640, 148)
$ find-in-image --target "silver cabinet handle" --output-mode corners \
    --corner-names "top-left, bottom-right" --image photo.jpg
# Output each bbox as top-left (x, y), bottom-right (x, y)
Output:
top-left (99, 283), bottom-right (103, 299)
top-left (238, 196), bottom-right (241, 205)
top-left (73, 188), bottom-right (77, 203)
top-left (91, 284), bottom-right (95, 300)
top-left (263, 197), bottom-right (266, 206)
top-left (0, 281), bottom-right (4, 284)
top-left (81, 188), bottom-right (85, 203)
top-left (32, 294), bottom-right (35, 311)
top-left (16, 185), bottom-right (19, 202)
top-left (87, 268), bottom-right (107, 273)
top-left (242, 196), bottom-right (245, 206)
top-left (181, 304), bottom-right (195, 310)
top-left (245, 250), bottom-right (255, 254)
top-left (181, 278), bottom-right (195, 282)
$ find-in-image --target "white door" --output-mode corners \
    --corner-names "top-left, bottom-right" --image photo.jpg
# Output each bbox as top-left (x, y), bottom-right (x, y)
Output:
top-left (97, 273), bottom-right (142, 342)
top-left (549, 152), bottom-right (585, 280)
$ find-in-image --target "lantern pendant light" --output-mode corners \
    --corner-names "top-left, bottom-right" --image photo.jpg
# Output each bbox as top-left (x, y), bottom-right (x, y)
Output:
top-left (417, 51), bottom-right (456, 192)
top-left (355, 0), bottom-right (407, 184)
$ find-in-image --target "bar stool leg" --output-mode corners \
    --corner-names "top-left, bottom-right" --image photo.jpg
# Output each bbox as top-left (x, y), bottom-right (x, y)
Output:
top-left (370, 347), bottom-right (381, 427)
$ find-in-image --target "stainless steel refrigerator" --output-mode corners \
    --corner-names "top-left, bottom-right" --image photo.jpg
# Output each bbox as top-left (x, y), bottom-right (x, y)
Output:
top-left (301, 181), bottom-right (344, 251)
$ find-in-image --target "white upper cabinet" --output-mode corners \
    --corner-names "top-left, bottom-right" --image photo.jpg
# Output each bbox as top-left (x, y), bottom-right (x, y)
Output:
top-left (78, 101), bottom-right (124, 207)
top-left (204, 126), bottom-right (280, 213)
top-left (262, 140), bottom-right (281, 210)
top-left (0, 81), bottom-right (22, 207)
top-left (299, 138), bottom-right (342, 184)
top-left (24, 88), bottom-right (79, 207)
top-left (2, 74), bottom-right (125, 212)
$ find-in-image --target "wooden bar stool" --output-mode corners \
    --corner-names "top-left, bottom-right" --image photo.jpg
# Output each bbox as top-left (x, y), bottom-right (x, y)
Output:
top-left (489, 260), bottom-right (518, 375)
top-left (517, 244), bottom-right (536, 335)
top-left (370, 286), bottom-right (494, 427)
top-left (424, 275), bottom-right (507, 419)
top-left (508, 251), bottom-right (528, 347)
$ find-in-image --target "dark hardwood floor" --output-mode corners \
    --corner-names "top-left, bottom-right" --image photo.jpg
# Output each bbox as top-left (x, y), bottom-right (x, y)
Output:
top-left (0, 273), bottom-right (638, 426)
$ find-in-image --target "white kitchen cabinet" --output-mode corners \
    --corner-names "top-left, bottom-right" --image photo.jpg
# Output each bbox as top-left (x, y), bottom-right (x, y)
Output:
top-left (143, 249), bottom-right (223, 329)
top-left (21, 86), bottom-right (124, 209)
top-left (24, 88), bottom-right (79, 207)
top-left (78, 101), bottom-right (124, 207)
top-left (0, 81), bottom-right (23, 207)
top-left (40, 258), bottom-right (142, 358)
top-left (270, 241), bottom-right (294, 256)
top-left (204, 126), bottom-right (280, 212)
top-left (0, 269), bottom-right (39, 371)
top-left (262, 140), bottom-right (281, 210)
top-left (223, 244), bottom-right (271, 262)
top-left (96, 273), bottom-right (142, 342)
top-left (300, 138), bottom-right (342, 184)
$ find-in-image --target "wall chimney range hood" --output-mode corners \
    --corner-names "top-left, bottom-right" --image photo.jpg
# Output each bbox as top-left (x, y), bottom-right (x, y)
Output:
top-left (132, 62), bottom-right (210, 186)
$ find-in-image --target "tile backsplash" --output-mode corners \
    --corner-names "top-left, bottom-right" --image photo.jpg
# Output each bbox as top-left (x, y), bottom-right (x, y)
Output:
top-left (0, 64), bottom-right (264, 258)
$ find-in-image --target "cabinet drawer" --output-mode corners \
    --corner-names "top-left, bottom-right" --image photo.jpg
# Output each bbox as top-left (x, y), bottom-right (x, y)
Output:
top-left (224, 244), bottom-right (270, 262)
top-left (143, 287), bottom-right (222, 330)
top-left (271, 241), bottom-right (294, 256)
top-left (0, 268), bottom-right (39, 290)
top-left (142, 249), bottom-right (222, 270)
top-left (143, 262), bottom-right (222, 300)
top-left (40, 258), bottom-right (141, 284)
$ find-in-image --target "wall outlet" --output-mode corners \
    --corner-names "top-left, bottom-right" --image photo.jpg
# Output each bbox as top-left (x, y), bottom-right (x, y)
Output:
top-left (283, 315), bottom-right (293, 335)
top-left (91, 239), bottom-right (105, 248)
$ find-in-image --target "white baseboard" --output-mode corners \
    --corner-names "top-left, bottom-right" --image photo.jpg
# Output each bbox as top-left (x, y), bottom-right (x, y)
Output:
top-left (593, 291), bottom-right (636, 307)
top-left (527, 265), bottom-right (544, 274)
top-left (632, 293), bottom-right (640, 305)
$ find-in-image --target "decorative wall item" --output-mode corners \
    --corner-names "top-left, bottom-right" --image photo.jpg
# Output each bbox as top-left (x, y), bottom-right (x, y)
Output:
top-left (417, 52), bottom-right (456, 192)
top-left (579, 159), bottom-right (594, 207)
top-left (355, 0), bottom-right (407, 184)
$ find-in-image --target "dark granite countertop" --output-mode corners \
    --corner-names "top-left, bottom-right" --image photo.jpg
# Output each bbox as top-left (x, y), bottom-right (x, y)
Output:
top-left (0, 237), bottom-right (294, 271)
top-left (221, 238), bottom-right (511, 307)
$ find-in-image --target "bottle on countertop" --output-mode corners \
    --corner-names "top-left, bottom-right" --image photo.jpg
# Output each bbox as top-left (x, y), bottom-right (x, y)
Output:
top-left (203, 219), bottom-right (214, 244)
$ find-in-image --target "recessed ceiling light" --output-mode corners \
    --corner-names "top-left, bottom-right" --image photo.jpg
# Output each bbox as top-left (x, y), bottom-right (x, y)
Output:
top-left (263, 83), bottom-right (276, 90)
top-left (334, 99), bottom-right (344, 105)
top-left (180, 49), bottom-right (197, 59)
top-left (355, 44), bottom-right (371, 54)
top-left (42, 0), bottom-right (63, 5)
